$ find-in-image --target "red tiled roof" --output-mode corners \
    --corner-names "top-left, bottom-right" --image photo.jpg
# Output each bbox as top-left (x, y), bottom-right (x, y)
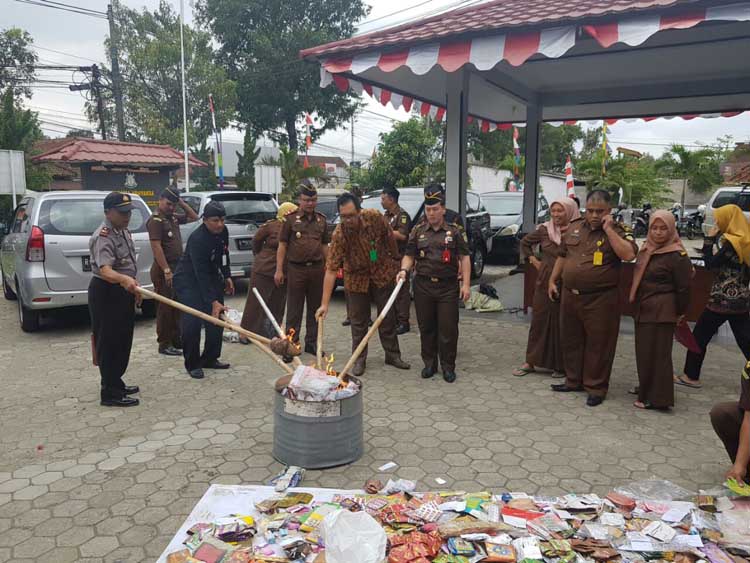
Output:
top-left (32, 138), bottom-right (207, 167)
top-left (298, 155), bottom-right (349, 168)
top-left (301, 0), bottom-right (692, 58)
top-left (731, 164), bottom-right (750, 184)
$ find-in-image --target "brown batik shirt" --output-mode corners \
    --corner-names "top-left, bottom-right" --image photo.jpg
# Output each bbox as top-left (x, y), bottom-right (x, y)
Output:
top-left (326, 209), bottom-right (399, 293)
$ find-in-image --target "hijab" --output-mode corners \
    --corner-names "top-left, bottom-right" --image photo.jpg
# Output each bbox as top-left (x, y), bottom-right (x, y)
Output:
top-left (543, 197), bottom-right (581, 245)
top-left (629, 210), bottom-right (686, 303)
top-left (277, 202), bottom-right (298, 221)
top-left (714, 204), bottom-right (750, 266)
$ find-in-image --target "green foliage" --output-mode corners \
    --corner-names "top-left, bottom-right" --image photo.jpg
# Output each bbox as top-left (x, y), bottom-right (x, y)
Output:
top-left (198, 0), bottom-right (367, 150)
top-left (0, 88), bottom-right (51, 192)
top-left (577, 152), bottom-right (669, 206)
top-left (92, 0), bottom-right (237, 148)
top-left (65, 128), bottom-right (95, 138)
top-left (367, 118), bottom-right (444, 190)
top-left (235, 130), bottom-right (261, 190)
top-left (261, 147), bottom-right (331, 196)
top-left (0, 28), bottom-right (37, 99)
top-left (656, 144), bottom-right (724, 194)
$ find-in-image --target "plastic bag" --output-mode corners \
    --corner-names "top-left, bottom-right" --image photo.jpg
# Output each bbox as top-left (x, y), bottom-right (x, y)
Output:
top-left (321, 509), bottom-right (387, 563)
top-left (614, 478), bottom-right (693, 501)
top-left (222, 308), bottom-right (243, 343)
top-left (718, 510), bottom-right (750, 548)
top-left (288, 366), bottom-right (340, 401)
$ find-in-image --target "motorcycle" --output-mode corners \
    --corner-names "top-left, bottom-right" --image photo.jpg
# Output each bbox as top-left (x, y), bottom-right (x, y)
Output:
top-left (632, 203), bottom-right (653, 238)
top-left (684, 209), bottom-right (703, 240)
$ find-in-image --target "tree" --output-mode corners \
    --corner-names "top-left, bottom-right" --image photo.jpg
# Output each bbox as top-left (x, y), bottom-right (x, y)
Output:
top-left (577, 152), bottom-right (669, 206)
top-left (262, 147), bottom-right (331, 196)
top-left (198, 0), bottom-right (368, 150)
top-left (656, 144), bottom-right (723, 195)
top-left (91, 1), bottom-right (237, 147)
top-left (540, 124), bottom-right (583, 173)
top-left (0, 28), bottom-right (37, 99)
top-left (367, 118), bottom-right (444, 190)
top-left (235, 130), bottom-right (261, 190)
top-left (0, 88), bottom-right (51, 194)
top-left (577, 126), bottom-right (604, 162)
top-left (65, 128), bottom-right (95, 139)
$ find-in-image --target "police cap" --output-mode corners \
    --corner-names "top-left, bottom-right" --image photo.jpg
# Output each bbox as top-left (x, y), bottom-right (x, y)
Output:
top-left (161, 186), bottom-right (181, 203)
top-left (298, 180), bottom-right (318, 198)
top-left (103, 192), bottom-right (134, 212)
top-left (424, 183), bottom-right (445, 205)
top-left (202, 201), bottom-right (226, 219)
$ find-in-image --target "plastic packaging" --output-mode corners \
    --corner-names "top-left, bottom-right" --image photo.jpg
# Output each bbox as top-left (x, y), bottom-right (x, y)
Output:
top-left (615, 478), bottom-right (693, 501)
top-left (222, 308), bottom-right (244, 342)
top-left (321, 509), bottom-right (387, 563)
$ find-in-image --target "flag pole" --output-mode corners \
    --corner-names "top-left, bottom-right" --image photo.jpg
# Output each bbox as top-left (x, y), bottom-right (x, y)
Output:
top-left (179, 0), bottom-right (190, 192)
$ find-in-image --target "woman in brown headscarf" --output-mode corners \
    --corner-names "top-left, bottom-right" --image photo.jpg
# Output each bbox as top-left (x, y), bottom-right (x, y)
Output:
top-left (241, 202), bottom-right (298, 341)
top-left (630, 210), bottom-right (692, 410)
top-left (514, 197), bottom-right (580, 377)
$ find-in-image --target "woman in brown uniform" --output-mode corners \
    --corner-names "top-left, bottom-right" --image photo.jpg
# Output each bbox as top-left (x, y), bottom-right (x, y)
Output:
top-left (241, 202), bottom-right (298, 339)
top-left (514, 197), bottom-right (580, 377)
top-left (630, 210), bottom-right (692, 410)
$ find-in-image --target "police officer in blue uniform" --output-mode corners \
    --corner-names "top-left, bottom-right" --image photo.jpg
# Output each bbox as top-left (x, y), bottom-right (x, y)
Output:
top-left (174, 201), bottom-right (235, 379)
top-left (88, 192), bottom-right (142, 407)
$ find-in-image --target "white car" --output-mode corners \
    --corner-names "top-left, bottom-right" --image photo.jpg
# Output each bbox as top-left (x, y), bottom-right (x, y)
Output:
top-left (702, 186), bottom-right (749, 236)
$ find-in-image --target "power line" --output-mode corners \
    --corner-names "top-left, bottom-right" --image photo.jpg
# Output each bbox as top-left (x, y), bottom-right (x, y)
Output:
top-left (11, 0), bottom-right (107, 18)
top-left (33, 45), bottom-right (100, 64)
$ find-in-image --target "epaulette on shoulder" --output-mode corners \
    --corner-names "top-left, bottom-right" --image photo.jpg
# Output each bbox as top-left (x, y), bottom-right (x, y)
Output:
top-left (680, 250), bottom-right (688, 256)
top-left (621, 223), bottom-right (633, 232)
top-left (152, 216), bottom-right (162, 222)
top-left (99, 226), bottom-right (109, 237)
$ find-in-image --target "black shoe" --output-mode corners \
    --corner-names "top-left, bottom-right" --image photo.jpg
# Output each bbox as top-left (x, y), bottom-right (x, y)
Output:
top-left (586, 395), bottom-right (604, 407)
top-left (188, 368), bottom-right (205, 379)
top-left (551, 383), bottom-right (584, 392)
top-left (342, 318), bottom-right (351, 327)
top-left (159, 346), bottom-right (182, 356)
top-left (203, 360), bottom-right (230, 370)
top-left (396, 324), bottom-right (410, 335)
top-left (385, 357), bottom-right (410, 370)
top-left (123, 385), bottom-right (140, 395)
top-left (421, 367), bottom-right (436, 379)
top-left (282, 355), bottom-right (293, 364)
top-left (173, 341), bottom-right (183, 350)
top-left (101, 396), bottom-right (139, 407)
top-left (443, 370), bottom-right (457, 383)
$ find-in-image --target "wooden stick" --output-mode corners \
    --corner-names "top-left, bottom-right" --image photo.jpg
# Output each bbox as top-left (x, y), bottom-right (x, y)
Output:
top-left (317, 317), bottom-right (324, 369)
top-left (338, 279), bottom-right (404, 381)
top-left (251, 287), bottom-right (302, 368)
top-left (136, 287), bottom-right (293, 375)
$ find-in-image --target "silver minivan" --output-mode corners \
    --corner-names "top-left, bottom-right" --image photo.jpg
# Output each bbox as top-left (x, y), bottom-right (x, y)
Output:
top-left (703, 186), bottom-right (749, 236)
top-left (180, 191), bottom-right (279, 277)
top-left (1, 191), bottom-right (155, 332)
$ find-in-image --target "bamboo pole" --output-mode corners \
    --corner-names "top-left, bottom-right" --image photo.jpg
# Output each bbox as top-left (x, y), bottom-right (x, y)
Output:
top-left (136, 287), bottom-right (293, 375)
top-left (316, 317), bottom-right (324, 369)
top-left (251, 287), bottom-right (302, 368)
top-left (338, 279), bottom-right (403, 381)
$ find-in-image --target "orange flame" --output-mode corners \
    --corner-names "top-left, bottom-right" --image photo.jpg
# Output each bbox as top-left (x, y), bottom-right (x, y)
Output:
top-left (326, 354), bottom-right (336, 376)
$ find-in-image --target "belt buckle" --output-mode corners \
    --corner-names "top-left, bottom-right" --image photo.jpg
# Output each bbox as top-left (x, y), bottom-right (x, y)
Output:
top-left (571, 288), bottom-right (580, 295)
top-left (430, 277), bottom-right (439, 283)
top-left (305, 261), bottom-right (312, 266)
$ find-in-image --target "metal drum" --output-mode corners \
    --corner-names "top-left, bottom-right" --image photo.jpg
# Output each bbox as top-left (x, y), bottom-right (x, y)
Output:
top-left (272, 378), bottom-right (363, 469)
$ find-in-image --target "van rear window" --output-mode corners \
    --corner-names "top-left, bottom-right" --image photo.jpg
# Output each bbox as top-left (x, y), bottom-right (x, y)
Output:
top-left (713, 192), bottom-right (750, 212)
top-left (37, 199), bottom-right (150, 236)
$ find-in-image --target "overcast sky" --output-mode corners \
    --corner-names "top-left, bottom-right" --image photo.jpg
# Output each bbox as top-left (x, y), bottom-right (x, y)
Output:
top-left (4, 0), bottom-right (750, 163)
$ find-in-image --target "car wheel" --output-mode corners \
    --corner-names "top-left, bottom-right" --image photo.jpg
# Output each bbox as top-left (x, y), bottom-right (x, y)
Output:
top-left (17, 285), bottom-right (40, 332)
top-left (471, 245), bottom-right (486, 279)
top-left (140, 298), bottom-right (157, 319)
top-left (2, 266), bottom-right (16, 300)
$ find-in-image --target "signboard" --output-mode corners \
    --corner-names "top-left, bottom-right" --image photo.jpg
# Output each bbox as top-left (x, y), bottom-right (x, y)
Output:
top-left (255, 164), bottom-right (282, 195)
top-left (0, 150), bottom-right (26, 207)
top-left (324, 162), bottom-right (337, 175)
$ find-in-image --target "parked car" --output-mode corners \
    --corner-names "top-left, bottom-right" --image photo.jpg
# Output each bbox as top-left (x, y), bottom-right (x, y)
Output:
top-left (180, 191), bottom-right (279, 278)
top-left (1, 190), bottom-right (156, 332)
top-left (359, 187), bottom-right (493, 279)
top-left (481, 191), bottom-right (550, 262)
top-left (702, 186), bottom-right (749, 236)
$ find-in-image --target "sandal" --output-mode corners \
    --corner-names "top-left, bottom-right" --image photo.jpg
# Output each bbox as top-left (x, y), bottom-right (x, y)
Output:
top-left (512, 365), bottom-right (536, 377)
top-left (673, 375), bottom-right (702, 389)
top-left (628, 386), bottom-right (639, 395)
top-left (634, 401), bottom-right (670, 411)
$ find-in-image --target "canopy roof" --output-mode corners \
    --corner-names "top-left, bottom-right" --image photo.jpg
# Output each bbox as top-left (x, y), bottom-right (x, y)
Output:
top-left (302, 0), bottom-right (750, 125)
top-left (33, 138), bottom-right (207, 168)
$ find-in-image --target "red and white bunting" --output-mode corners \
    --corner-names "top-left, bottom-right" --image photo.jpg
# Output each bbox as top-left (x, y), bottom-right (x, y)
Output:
top-left (584, 2), bottom-right (750, 48)
top-left (565, 156), bottom-right (575, 197)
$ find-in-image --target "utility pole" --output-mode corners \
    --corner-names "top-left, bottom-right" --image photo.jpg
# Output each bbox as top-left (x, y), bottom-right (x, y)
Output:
top-left (178, 0), bottom-right (190, 192)
top-left (107, 2), bottom-right (126, 141)
top-left (350, 115), bottom-right (355, 166)
top-left (92, 65), bottom-right (107, 140)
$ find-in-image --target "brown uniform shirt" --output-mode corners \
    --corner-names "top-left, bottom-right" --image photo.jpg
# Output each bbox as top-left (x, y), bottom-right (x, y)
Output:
top-left (327, 209), bottom-right (399, 293)
top-left (560, 218), bottom-right (637, 292)
top-left (633, 251), bottom-right (693, 323)
top-left (279, 210), bottom-right (331, 264)
top-left (384, 206), bottom-right (411, 256)
top-left (146, 211), bottom-right (185, 268)
top-left (252, 220), bottom-right (284, 277)
top-left (520, 225), bottom-right (564, 288)
top-left (406, 219), bottom-right (470, 279)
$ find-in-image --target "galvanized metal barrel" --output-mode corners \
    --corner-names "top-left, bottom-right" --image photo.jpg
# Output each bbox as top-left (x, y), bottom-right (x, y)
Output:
top-left (272, 378), bottom-right (363, 469)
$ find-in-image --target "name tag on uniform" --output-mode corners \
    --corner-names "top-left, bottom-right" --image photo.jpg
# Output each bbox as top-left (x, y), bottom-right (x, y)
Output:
top-left (593, 240), bottom-right (604, 266)
top-left (167, 231), bottom-right (173, 238)
top-left (296, 231), bottom-right (302, 239)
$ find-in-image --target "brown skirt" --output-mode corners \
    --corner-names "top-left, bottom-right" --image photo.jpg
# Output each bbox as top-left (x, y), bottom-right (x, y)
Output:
top-left (241, 272), bottom-right (287, 338)
top-left (635, 322), bottom-right (675, 408)
top-left (525, 279), bottom-right (563, 372)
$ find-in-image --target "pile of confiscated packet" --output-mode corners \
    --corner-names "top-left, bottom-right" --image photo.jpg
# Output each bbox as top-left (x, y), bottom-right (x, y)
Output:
top-left (165, 478), bottom-right (750, 563)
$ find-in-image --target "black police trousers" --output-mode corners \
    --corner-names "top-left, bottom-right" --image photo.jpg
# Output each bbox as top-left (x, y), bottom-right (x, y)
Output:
top-left (175, 283), bottom-right (223, 372)
top-left (88, 276), bottom-right (135, 400)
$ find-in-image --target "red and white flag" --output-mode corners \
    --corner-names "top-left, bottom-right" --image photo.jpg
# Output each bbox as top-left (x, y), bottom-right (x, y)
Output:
top-left (565, 155), bottom-right (575, 197)
top-left (305, 113), bottom-right (313, 150)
